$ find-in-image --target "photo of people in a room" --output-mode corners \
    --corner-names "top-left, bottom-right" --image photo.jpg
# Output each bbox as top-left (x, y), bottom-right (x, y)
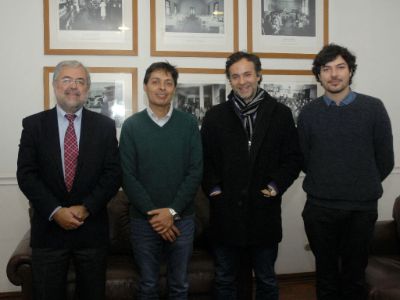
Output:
top-left (59, 0), bottom-right (123, 31)
top-left (165, 0), bottom-right (224, 34)
top-left (261, 0), bottom-right (315, 36)
top-left (174, 83), bottom-right (226, 125)
top-left (264, 82), bottom-right (317, 124)
top-left (85, 82), bottom-right (125, 127)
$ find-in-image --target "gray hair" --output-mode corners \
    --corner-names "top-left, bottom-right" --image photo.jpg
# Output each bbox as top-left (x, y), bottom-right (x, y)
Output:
top-left (52, 60), bottom-right (91, 88)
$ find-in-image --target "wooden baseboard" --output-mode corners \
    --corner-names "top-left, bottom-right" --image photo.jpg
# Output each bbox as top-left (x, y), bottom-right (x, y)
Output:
top-left (277, 271), bottom-right (316, 285)
top-left (0, 292), bottom-right (21, 300)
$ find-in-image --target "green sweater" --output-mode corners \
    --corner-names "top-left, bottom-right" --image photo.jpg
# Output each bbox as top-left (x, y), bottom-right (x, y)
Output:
top-left (120, 109), bottom-right (203, 218)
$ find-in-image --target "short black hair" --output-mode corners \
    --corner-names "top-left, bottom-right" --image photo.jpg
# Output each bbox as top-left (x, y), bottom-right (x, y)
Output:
top-left (312, 43), bottom-right (357, 84)
top-left (143, 62), bottom-right (178, 86)
top-left (225, 51), bottom-right (262, 84)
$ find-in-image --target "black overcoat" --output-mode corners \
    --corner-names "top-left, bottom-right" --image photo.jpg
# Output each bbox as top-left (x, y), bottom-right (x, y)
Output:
top-left (201, 93), bottom-right (302, 246)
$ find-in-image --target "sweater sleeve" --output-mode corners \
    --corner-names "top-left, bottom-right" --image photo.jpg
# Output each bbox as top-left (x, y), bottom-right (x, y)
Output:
top-left (373, 100), bottom-right (394, 181)
top-left (120, 119), bottom-right (157, 215)
top-left (170, 117), bottom-right (203, 214)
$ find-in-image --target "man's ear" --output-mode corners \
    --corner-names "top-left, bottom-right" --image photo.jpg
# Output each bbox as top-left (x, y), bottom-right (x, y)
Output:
top-left (256, 72), bottom-right (262, 83)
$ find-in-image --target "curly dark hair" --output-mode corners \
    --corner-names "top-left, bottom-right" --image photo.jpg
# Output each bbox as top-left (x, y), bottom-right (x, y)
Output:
top-left (225, 51), bottom-right (262, 84)
top-left (312, 44), bottom-right (357, 84)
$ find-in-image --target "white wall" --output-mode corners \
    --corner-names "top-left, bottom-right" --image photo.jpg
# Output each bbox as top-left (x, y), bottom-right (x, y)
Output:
top-left (1, 0), bottom-right (399, 292)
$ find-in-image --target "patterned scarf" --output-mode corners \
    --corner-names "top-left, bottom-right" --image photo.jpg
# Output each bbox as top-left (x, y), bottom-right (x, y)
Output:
top-left (229, 87), bottom-right (266, 140)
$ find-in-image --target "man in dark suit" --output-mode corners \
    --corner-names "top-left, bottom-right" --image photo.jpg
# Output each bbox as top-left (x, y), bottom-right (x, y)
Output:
top-left (17, 60), bottom-right (121, 300)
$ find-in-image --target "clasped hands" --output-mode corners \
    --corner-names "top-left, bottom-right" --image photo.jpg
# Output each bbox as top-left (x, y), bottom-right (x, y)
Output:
top-left (147, 208), bottom-right (180, 243)
top-left (53, 205), bottom-right (90, 231)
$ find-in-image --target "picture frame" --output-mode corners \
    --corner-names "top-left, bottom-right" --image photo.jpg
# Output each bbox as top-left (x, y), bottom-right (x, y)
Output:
top-left (173, 68), bottom-right (227, 125)
top-left (247, 0), bottom-right (329, 59)
top-left (150, 0), bottom-right (239, 57)
top-left (261, 69), bottom-right (324, 124)
top-left (44, 66), bottom-right (138, 135)
top-left (44, 0), bottom-right (138, 55)
top-left (171, 68), bottom-right (322, 126)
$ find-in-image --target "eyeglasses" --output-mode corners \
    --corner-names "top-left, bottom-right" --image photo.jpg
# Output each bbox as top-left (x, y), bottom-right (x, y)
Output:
top-left (59, 77), bottom-right (86, 86)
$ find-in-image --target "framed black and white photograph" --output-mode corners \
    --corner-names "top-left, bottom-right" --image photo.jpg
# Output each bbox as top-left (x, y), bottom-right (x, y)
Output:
top-left (248, 0), bottom-right (329, 58)
top-left (44, 0), bottom-right (138, 55)
top-left (262, 70), bottom-right (323, 123)
top-left (172, 68), bottom-right (227, 125)
top-left (44, 67), bottom-right (137, 136)
top-left (151, 0), bottom-right (239, 57)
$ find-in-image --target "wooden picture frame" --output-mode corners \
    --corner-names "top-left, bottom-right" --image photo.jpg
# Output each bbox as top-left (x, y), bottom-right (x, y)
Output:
top-left (172, 68), bottom-right (227, 125)
top-left (261, 69), bottom-right (323, 123)
top-left (44, 66), bottom-right (138, 135)
top-left (44, 0), bottom-right (138, 55)
top-left (247, 0), bottom-right (329, 59)
top-left (150, 0), bottom-right (239, 57)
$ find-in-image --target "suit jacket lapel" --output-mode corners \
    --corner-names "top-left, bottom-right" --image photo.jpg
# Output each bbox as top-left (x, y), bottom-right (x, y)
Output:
top-left (75, 108), bottom-right (92, 179)
top-left (45, 108), bottom-right (65, 187)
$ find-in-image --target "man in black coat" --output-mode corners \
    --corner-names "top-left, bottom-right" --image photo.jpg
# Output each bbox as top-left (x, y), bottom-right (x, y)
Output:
top-left (201, 51), bottom-right (302, 299)
top-left (17, 60), bottom-right (121, 300)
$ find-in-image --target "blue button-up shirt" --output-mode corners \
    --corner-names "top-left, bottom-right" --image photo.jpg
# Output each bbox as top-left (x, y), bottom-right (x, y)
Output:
top-left (323, 90), bottom-right (356, 106)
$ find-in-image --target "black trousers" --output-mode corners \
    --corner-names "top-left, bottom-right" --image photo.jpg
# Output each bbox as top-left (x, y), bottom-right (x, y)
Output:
top-left (32, 247), bottom-right (108, 300)
top-left (302, 202), bottom-right (377, 300)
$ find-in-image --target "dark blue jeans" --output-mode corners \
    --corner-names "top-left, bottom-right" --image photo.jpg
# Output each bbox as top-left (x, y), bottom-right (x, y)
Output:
top-left (32, 247), bottom-right (107, 300)
top-left (302, 202), bottom-right (378, 300)
top-left (213, 244), bottom-right (279, 300)
top-left (131, 216), bottom-right (195, 300)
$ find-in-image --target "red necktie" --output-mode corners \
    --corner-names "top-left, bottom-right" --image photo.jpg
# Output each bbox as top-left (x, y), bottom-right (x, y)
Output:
top-left (64, 114), bottom-right (78, 192)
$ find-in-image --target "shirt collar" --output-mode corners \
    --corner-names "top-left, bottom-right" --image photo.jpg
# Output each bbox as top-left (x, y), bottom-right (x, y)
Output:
top-left (146, 104), bottom-right (173, 121)
top-left (56, 105), bottom-right (83, 120)
top-left (323, 90), bottom-right (356, 107)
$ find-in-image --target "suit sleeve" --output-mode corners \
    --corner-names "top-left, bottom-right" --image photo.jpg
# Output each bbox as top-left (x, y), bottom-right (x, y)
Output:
top-left (119, 120), bottom-right (157, 215)
top-left (374, 100), bottom-right (394, 181)
top-left (297, 108), bottom-right (310, 173)
top-left (170, 117), bottom-right (203, 213)
top-left (200, 111), bottom-right (222, 196)
top-left (81, 120), bottom-right (122, 216)
top-left (268, 107), bottom-right (302, 194)
top-left (17, 117), bottom-right (61, 219)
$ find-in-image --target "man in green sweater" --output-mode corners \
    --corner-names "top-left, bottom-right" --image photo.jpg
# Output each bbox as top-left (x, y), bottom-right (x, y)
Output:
top-left (298, 44), bottom-right (394, 300)
top-left (119, 62), bottom-right (203, 299)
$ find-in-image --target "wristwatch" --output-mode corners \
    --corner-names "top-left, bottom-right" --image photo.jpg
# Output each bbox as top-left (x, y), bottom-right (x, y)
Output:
top-left (168, 208), bottom-right (181, 221)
